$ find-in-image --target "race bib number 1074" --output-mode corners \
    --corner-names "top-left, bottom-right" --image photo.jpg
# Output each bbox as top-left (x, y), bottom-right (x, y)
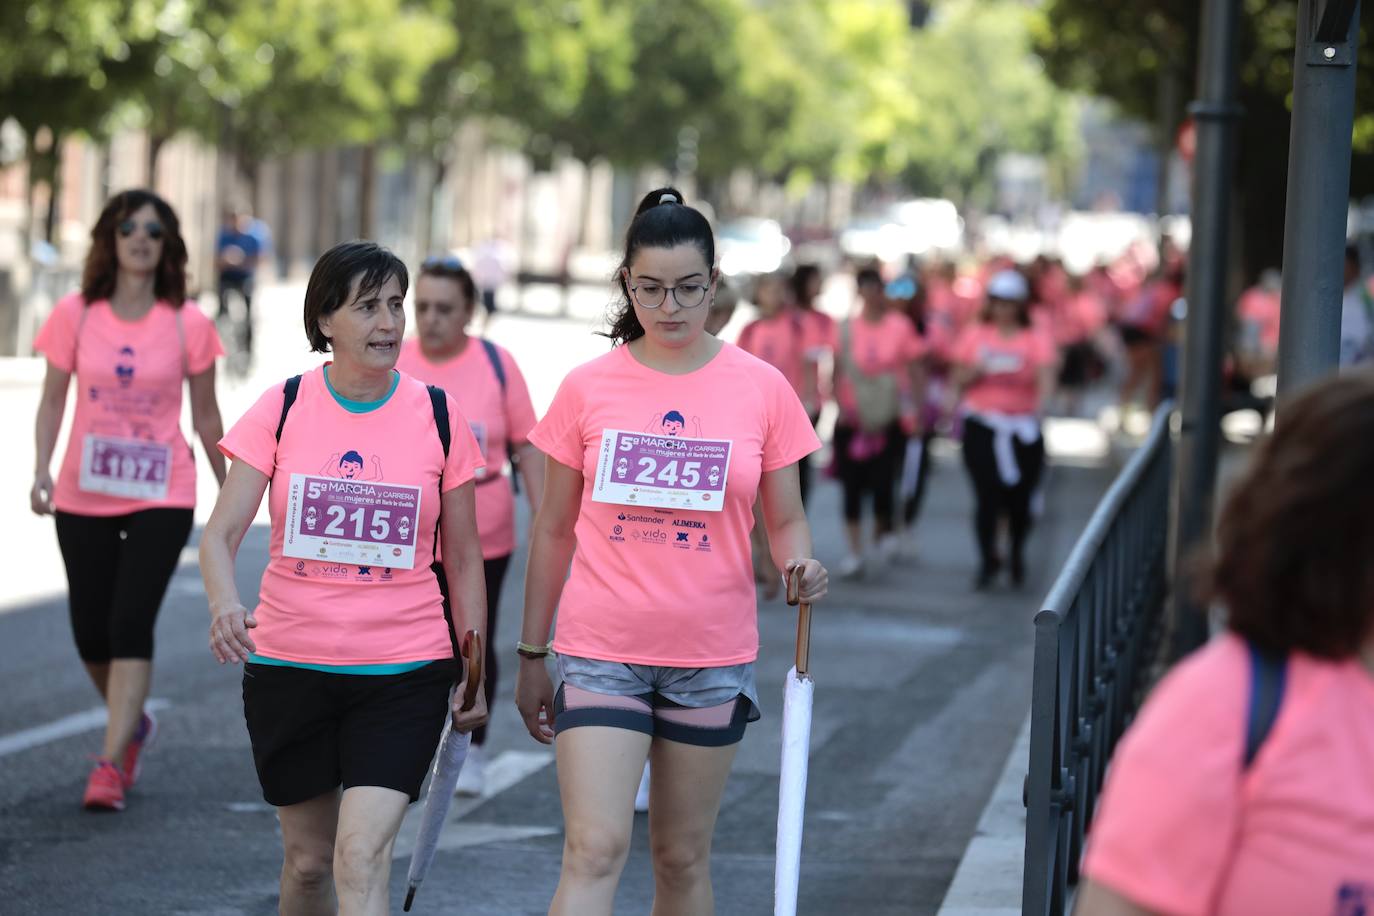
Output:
top-left (591, 429), bottom-right (732, 512)
top-left (282, 474), bottom-right (422, 569)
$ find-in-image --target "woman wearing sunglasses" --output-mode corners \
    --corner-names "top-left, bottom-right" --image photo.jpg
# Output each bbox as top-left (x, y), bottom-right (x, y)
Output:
top-left (396, 254), bottom-right (546, 795)
top-left (30, 189), bottom-right (227, 811)
top-left (516, 188), bottom-right (827, 914)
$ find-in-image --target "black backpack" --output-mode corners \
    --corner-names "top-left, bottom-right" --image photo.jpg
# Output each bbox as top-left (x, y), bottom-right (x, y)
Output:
top-left (273, 373), bottom-right (452, 564)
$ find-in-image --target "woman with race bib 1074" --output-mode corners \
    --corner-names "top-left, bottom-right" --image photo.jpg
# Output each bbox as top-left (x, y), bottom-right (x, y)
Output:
top-left (31, 189), bottom-right (227, 812)
top-left (515, 188), bottom-right (828, 915)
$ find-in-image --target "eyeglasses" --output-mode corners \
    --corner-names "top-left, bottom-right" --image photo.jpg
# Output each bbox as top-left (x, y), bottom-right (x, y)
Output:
top-left (422, 255), bottom-right (465, 271)
top-left (117, 219), bottom-right (164, 241)
top-left (627, 278), bottom-right (710, 309)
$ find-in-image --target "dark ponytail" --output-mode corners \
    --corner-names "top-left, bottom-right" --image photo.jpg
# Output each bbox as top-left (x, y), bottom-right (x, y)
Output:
top-left (603, 187), bottom-right (716, 346)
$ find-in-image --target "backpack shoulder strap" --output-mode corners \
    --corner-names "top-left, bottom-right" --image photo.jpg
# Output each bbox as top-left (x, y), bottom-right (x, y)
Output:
top-left (1243, 641), bottom-right (1288, 770)
top-left (274, 375), bottom-right (303, 442)
top-left (480, 339), bottom-right (507, 393)
top-left (427, 384), bottom-right (451, 459)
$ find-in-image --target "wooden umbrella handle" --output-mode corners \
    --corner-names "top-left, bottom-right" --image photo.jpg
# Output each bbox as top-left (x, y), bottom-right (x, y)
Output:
top-left (786, 566), bottom-right (812, 676)
top-left (460, 629), bottom-right (484, 712)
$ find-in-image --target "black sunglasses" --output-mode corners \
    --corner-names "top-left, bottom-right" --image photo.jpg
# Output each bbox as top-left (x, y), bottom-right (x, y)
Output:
top-left (117, 219), bottom-right (164, 241)
top-left (422, 255), bottom-right (465, 271)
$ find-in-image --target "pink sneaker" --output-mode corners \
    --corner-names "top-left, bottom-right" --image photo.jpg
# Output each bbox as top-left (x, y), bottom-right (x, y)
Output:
top-left (83, 760), bottom-right (126, 812)
top-left (121, 711), bottom-right (157, 789)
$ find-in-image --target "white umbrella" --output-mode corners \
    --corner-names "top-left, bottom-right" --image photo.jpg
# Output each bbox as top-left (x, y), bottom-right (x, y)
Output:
top-left (404, 630), bottom-right (484, 913)
top-left (775, 568), bottom-right (814, 916)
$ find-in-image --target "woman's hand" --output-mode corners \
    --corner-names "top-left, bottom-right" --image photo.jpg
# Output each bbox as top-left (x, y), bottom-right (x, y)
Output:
top-left (515, 658), bottom-right (556, 745)
top-left (208, 602), bottom-right (257, 664)
top-left (784, 558), bottom-right (828, 604)
top-left (451, 677), bottom-right (489, 734)
top-left (30, 471), bottom-right (54, 516)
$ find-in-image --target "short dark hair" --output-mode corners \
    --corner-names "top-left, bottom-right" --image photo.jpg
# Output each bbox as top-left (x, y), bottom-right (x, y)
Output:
top-left (303, 241), bottom-right (407, 353)
top-left (82, 189), bottom-right (189, 307)
top-left (790, 264), bottom-right (822, 309)
top-left (1206, 372), bottom-right (1374, 658)
top-left (418, 257), bottom-right (477, 308)
top-left (605, 187), bottom-right (715, 346)
top-left (856, 266), bottom-right (883, 289)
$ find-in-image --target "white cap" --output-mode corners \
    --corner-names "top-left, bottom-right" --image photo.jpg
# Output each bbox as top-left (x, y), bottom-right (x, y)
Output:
top-left (986, 269), bottom-right (1029, 302)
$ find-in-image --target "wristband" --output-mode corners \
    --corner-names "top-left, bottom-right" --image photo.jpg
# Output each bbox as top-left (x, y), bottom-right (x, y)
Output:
top-left (516, 640), bottom-right (552, 659)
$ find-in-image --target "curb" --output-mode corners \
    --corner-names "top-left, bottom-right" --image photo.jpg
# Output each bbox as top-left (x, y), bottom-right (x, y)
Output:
top-left (936, 712), bottom-right (1030, 915)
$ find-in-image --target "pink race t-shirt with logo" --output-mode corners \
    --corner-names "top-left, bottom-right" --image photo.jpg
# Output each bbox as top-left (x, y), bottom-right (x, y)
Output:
top-left (528, 343), bottom-right (820, 667)
top-left (33, 292), bottom-right (224, 516)
top-left (737, 310), bottom-right (808, 400)
top-left (950, 324), bottom-right (1057, 415)
top-left (1238, 287), bottom-right (1282, 353)
top-left (397, 337), bottom-right (537, 559)
top-left (218, 367), bottom-right (484, 665)
top-left (828, 312), bottom-right (927, 417)
top-left (1083, 634), bottom-right (1374, 916)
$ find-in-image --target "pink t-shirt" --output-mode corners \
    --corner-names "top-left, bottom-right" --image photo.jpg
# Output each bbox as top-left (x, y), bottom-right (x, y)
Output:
top-left (1238, 287), bottom-right (1282, 353)
top-left (528, 343), bottom-right (820, 667)
top-left (396, 337), bottom-right (537, 559)
top-left (33, 292), bottom-right (224, 516)
top-left (737, 310), bottom-right (809, 399)
top-left (1083, 634), bottom-right (1374, 916)
top-left (829, 312), bottom-right (927, 416)
top-left (218, 367), bottom-right (484, 665)
top-left (950, 324), bottom-right (1056, 416)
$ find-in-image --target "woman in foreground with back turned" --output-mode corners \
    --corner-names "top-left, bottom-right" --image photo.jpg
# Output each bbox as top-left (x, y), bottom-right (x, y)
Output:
top-left (1076, 372), bottom-right (1374, 916)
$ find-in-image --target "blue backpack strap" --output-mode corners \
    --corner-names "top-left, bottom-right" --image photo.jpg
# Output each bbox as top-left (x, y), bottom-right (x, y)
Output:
top-left (1243, 642), bottom-right (1287, 769)
top-left (480, 338), bottom-right (507, 392)
top-left (274, 375), bottom-right (303, 442)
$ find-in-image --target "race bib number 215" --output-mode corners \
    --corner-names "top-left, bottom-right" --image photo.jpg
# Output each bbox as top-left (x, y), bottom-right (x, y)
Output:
top-left (282, 474), bottom-right (422, 569)
top-left (591, 429), bottom-right (732, 512)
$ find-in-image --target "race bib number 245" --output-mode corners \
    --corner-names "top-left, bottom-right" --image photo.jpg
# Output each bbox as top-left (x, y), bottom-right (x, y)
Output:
top-left (591, 429), bottom-right (732, 512)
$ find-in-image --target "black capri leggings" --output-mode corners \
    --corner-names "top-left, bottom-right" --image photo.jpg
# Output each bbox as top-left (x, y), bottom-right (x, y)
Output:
top-left (832, 422), bottom-right (905, 529)
top-left (960, 417), bottom-right (1046, 571)
top-left (54, 508), bottom-right (194, 663)
top-left (433, 554), bottom-right (512, 747)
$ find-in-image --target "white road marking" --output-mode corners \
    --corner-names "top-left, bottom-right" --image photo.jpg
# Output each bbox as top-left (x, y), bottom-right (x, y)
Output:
top-left (0, 698), bottom-right (172, 758)
top-left (394, 749), bottom-right (556, 859)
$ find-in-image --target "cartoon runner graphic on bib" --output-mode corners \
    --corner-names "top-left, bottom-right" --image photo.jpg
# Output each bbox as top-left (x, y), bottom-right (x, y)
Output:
top-left (320, 449), bottom-right (384, 481)
top-left (646, 410), bottom-right (702, 438)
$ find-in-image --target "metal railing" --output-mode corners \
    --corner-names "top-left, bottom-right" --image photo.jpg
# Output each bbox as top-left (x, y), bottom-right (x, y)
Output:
top-left (1022, 404), bottom-right (1174, 915)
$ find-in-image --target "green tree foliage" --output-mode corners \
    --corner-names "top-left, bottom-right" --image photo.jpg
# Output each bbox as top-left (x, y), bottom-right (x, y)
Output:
top-left (1, 0), bottom-right (1080, 214)
top-left (1035, 0), bottom-right (1374, 277)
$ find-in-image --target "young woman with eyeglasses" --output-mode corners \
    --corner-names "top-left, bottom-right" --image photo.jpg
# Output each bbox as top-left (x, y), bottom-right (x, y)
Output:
top-left (515, 188), bottom-right (827, 914)
top-left (30, 189), bottom-right (227, 811)
top-left (396, 254), bottom-right (545, 795)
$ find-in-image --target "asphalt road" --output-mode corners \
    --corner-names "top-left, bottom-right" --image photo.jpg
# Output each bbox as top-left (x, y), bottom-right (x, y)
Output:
top-left (0, 280), bottom-right (1113, 915)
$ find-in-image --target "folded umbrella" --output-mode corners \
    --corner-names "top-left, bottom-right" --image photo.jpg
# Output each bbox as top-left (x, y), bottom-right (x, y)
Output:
top-left (775, 568), bottom-right (814, 916)
top-left (404, 629), bottom-right (484, 912)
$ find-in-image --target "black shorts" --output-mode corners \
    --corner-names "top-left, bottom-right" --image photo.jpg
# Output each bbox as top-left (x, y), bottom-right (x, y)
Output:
top-left (242, 658), bottom-right (457, 807)
top-left (1118, 324), bottom-right (1155, 347)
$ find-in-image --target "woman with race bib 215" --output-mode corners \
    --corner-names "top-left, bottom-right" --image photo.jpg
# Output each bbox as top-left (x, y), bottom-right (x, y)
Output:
top-left (516, 188), bottom-right (828, 915)
top-left (199, 241), bottom-right (488, 915)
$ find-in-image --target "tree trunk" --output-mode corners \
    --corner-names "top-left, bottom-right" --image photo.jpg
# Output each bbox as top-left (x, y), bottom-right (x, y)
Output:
top-left (147, 133), bottom-right (168, 188)
top-left (419, 154), bottom-right (448, 258)
top-left (359, 144), bottom-right (377, 238)
top-left (44, 131), bottom-right (63, 245)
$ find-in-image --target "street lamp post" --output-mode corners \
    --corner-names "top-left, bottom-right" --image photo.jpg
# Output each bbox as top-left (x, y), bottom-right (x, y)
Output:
top-left (1275, 0), bottom-right (1362, 398)
top-left (1169, 0), bottom-right (1243, 659)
